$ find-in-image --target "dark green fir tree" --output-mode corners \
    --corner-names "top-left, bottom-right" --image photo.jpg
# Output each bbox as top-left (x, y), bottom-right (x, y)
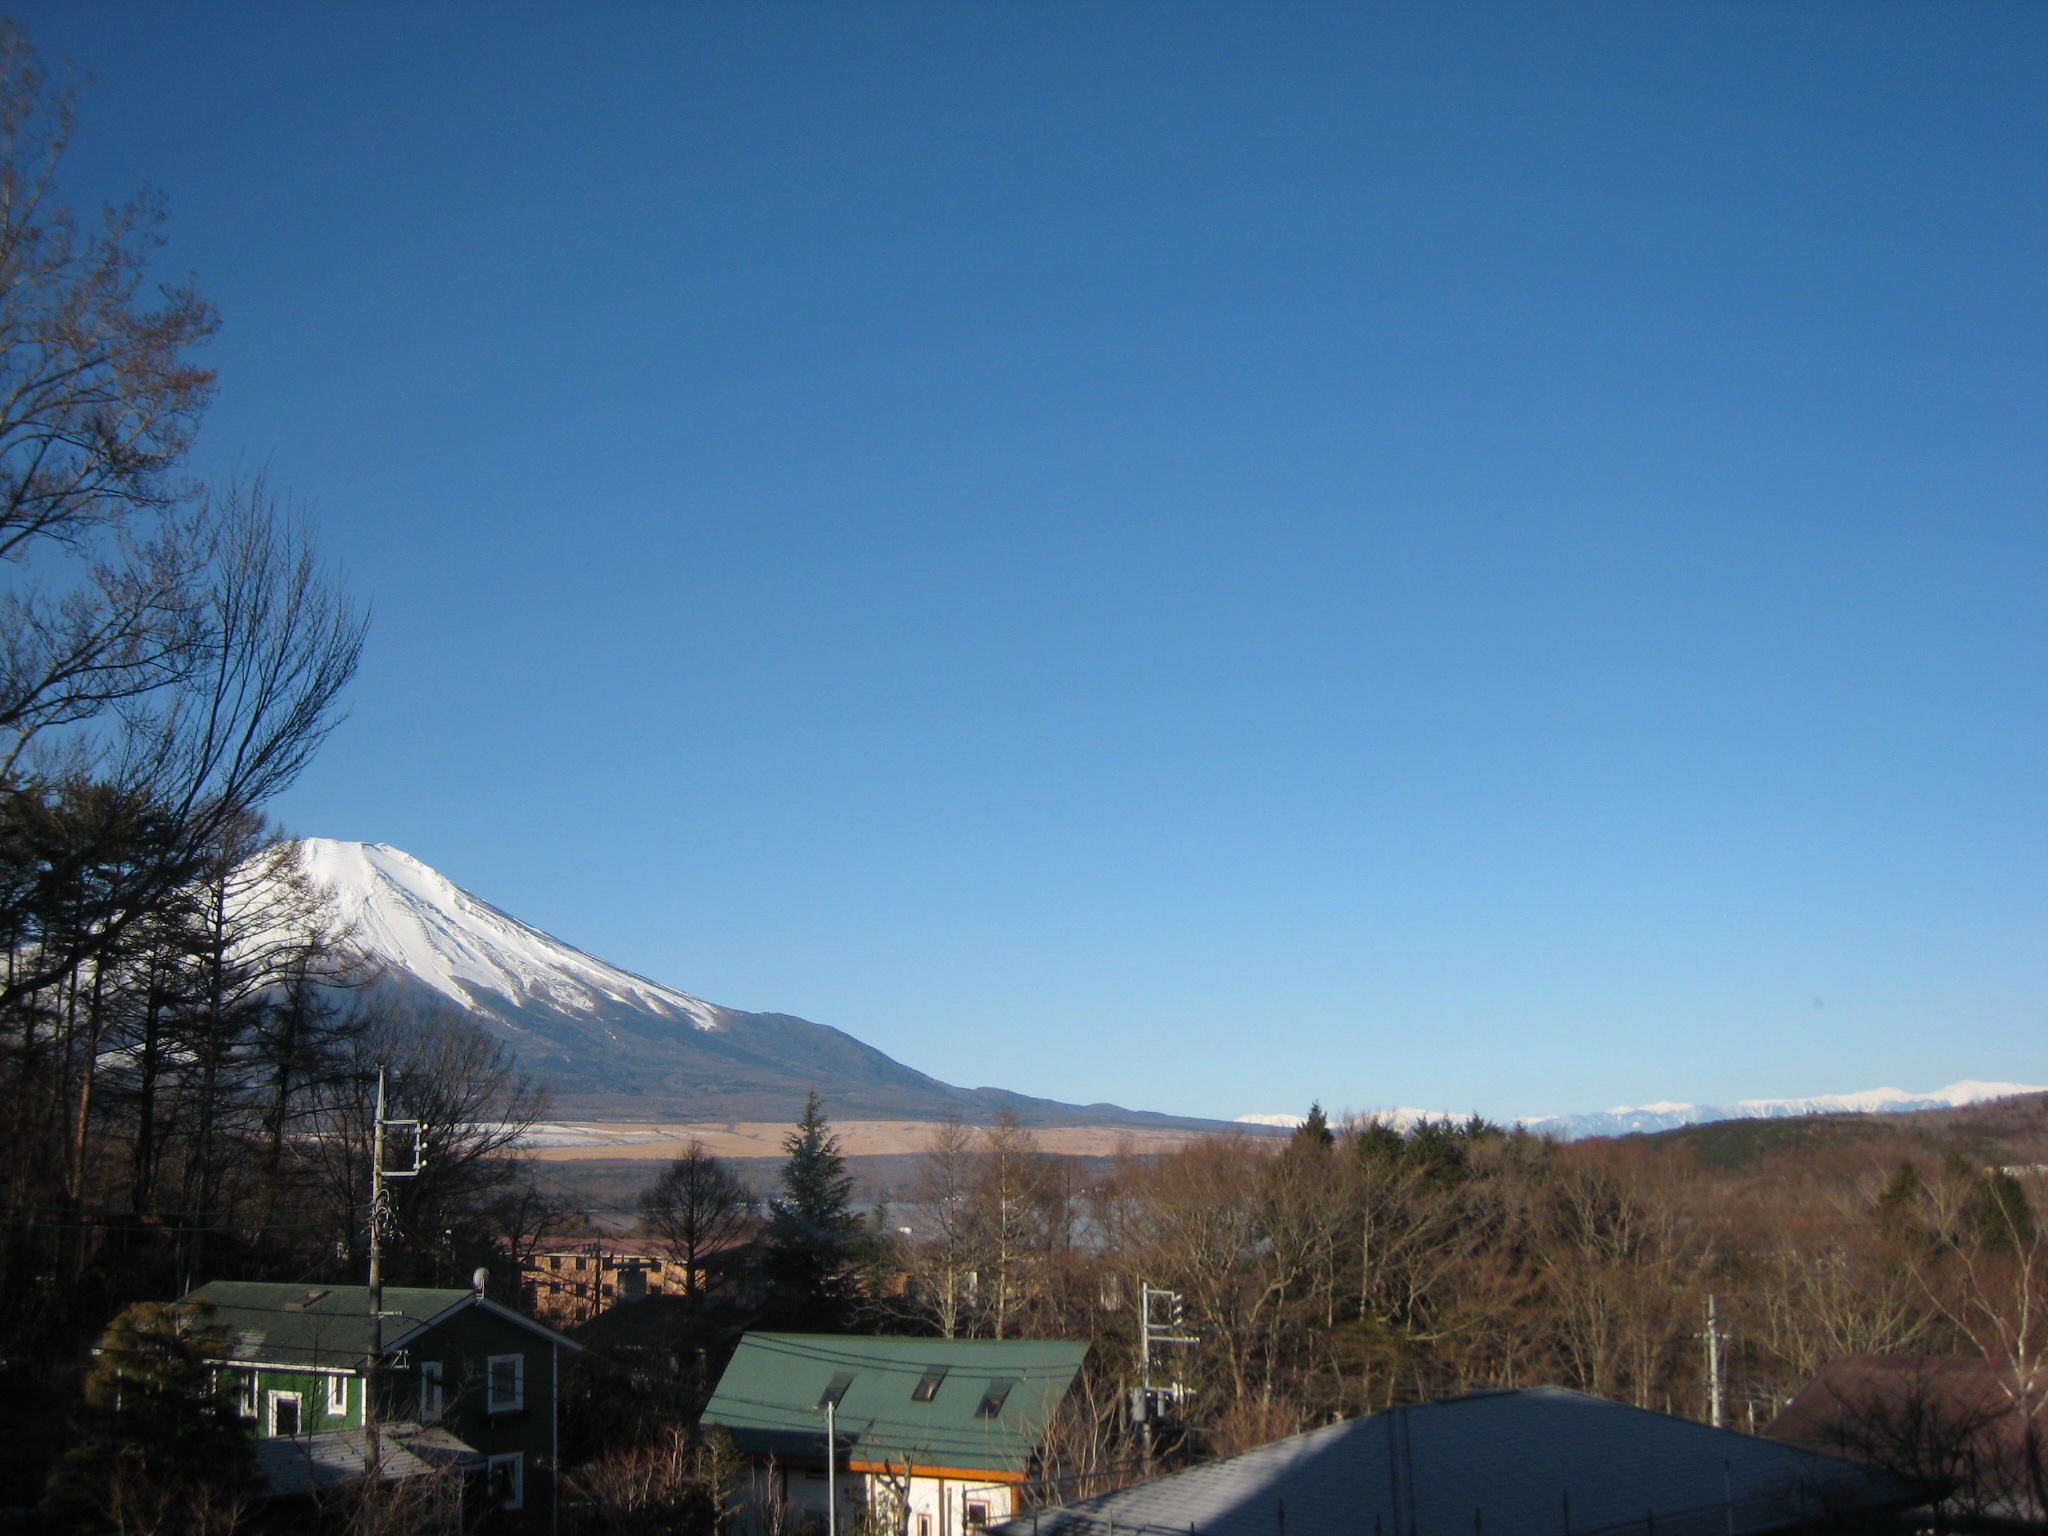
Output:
top-left (1291, 1102), bottom-right (1336, 1153)
top-left (43, 1299), bottom-right (257, 1529)
top-left (765, 1090), bottom-right (866, 1326)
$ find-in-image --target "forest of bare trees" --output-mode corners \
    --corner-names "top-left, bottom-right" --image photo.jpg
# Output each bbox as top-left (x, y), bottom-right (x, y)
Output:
top-left (858, 1103), bottom-right (2048, 1504)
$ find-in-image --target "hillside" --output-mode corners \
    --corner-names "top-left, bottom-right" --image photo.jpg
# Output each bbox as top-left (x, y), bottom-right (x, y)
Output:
top-left (1630, 1089), bottom-right (2048, 1170)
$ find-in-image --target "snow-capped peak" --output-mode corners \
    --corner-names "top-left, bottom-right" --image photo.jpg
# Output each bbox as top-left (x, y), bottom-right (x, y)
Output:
top-left (292, 839), bottom-right (722, 1031)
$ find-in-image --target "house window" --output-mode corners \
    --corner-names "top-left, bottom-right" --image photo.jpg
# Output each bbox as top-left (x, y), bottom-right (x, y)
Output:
top-left (238, 1371), bottom-right (258, 1419)
top-left (326, 1374), bottom-right (348, 1418)
top-left (917, 1518), bottom-right (932, 1536)
top-left (974, 1379), bottom-right (1015, 1419)
top-left (267, 1391), bottom-right (302, 1438)
top-left (420, 1361), bottom-right (444, 1423)
top-left (817, 1372), bottom-right (854, 1410)
top-left (486, 1452), bottom-right (524, 1511)
top-left (912, 1366), bottom-right (948, 1403)
top-left (966, 1503), bottom-right (990, 1529)
top-left (487, 1354), bottom-right (525, 1413)
top-left (548, 1255), bottom-right (561, 1270)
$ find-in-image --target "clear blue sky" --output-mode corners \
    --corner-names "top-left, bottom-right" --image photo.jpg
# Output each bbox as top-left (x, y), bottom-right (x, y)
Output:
top-left (22, 3), bottom-right (2044, 1122)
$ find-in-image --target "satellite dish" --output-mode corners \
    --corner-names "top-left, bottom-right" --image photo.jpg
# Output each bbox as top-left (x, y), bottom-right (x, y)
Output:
top-left (471, 1266), bottom-right (489, 1297)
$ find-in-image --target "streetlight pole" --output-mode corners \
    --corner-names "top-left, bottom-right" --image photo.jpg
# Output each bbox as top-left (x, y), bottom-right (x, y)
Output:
top-left (825, 1395), bottom-right (838, 1536)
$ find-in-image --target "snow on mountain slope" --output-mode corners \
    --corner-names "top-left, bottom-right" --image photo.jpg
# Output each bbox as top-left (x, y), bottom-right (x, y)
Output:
top-left (1522, 1079), bottom-right (2044, 1139)
top-left (294, 839), bottom-right (723, 1030)
top-left (1239, 1081), bottom-right (2045, 1141)
top-left (277, 840), bottom-right (1238, 1129)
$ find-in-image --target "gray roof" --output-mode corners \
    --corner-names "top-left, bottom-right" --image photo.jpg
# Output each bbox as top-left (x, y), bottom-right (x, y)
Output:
top-left (184, 1281), bottom-right (580, 1370)
top-left (999, 1388), bottom-right (1919, 1536)
top-left (254, 1423), bottom-right (481, 1498)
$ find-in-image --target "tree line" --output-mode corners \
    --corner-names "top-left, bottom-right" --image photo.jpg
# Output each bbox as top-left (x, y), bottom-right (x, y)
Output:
top-left (606, 1097), bottom-right (2048, 1525)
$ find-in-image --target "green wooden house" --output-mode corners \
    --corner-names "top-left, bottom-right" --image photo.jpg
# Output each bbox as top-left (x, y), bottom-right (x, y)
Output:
top-left (703, 1333), bottom-right (1091, 1536)
top-left (183, 1279), bottom-right (581, 1532)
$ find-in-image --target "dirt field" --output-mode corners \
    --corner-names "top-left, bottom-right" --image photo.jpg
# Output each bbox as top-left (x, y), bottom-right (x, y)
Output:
top-left (523, 1118), bottom-right (1225, 1161)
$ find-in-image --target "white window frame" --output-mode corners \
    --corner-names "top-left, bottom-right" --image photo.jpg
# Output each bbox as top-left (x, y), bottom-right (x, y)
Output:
top-left (486, 1452), bottom-right (524, 1510)
top-left (325, 1373), bottom-right (348, 1418)
top-left (420, 1360), bottom-right (444, 1423)
top-left (485, 1353), bottom-right (524, 1413)
top-left (266, 1389), bottom-right (303, 1438)
top-left (238, 1370), bottom-right (258, 1420)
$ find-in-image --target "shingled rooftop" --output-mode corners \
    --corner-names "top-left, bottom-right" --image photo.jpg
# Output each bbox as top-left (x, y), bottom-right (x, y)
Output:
top-left (999, 1387), bottom-right (1921, 1536)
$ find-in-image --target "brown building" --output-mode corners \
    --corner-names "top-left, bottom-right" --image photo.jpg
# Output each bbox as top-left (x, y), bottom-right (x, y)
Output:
top-left (517, 1239), bottom-right (684, 1323)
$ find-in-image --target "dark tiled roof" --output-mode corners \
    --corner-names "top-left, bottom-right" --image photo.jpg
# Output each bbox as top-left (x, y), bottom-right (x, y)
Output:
top-left (703, 1332), bottom-right (1089, 1477)
top-left (1002, 1388), bottom-right (1918, 1536)
top-left (183, 1281), bottom-right (577, 1370)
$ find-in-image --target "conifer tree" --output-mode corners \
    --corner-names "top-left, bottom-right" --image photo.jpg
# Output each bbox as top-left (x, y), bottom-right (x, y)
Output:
top-left (765, 1090), bottom-right (864, 1325)
top-left (1291, 1102), bottom-right (1335, 1153)
top-left (42, 1299), bottom-right (256, 1530)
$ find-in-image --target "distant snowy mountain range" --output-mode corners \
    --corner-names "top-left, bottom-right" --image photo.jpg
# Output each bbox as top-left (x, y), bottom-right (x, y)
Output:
top-left (284, 840), bottom-right (1232, 1128)
top-left (282, 840), bottom-right (2040, 1138)
top-left (1237, 1079), bottom-right (2046, 1142)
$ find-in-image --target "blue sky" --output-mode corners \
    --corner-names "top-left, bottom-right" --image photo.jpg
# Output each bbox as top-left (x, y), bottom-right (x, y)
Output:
top-left (21, 3), bottom-right (2044, 1122)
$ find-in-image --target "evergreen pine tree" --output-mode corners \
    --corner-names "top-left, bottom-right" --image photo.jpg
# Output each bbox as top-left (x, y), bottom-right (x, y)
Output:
top-left (43, 1299), bottom-right (257, 1528)
top-left (1875, 1159), bottom-right (1924, 1241)
top-left (765, 1090), bottom-right (865, 1325)
top-left (1975, 1167), bottom-right (2036, 1252)
top-left (1291, 1102), bottom-right (1335, 1153)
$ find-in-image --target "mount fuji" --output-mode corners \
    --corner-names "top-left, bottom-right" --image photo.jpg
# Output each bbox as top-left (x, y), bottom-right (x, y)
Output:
top-left (287, 839), bottom-right (1231, 1128)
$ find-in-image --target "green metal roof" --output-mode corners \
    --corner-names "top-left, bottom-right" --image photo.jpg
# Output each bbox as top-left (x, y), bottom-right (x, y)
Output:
top-left (181, 1281), bottom-right (576, 1370)
top-left (702, 1332), bottom-right (1090, 1478)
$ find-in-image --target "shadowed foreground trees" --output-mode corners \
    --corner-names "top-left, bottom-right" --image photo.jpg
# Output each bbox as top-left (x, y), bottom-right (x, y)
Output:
top-left (42, 1299), bottom-right (258, 1535)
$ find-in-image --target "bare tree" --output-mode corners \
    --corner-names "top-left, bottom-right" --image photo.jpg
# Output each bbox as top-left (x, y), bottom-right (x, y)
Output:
top-left (638, 1140), bottom-right (753, 1297)
top-left (0, 18), bottom-right (217, 777)
top-left (906, 1115), bottom-right (976, 1337)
